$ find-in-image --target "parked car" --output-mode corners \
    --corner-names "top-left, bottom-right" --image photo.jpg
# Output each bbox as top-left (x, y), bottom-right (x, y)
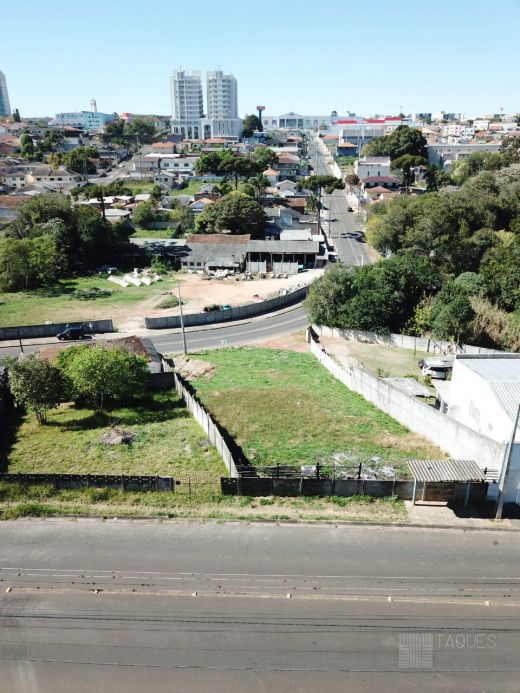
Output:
top-left (347, 206), bottom-right (354, 212)
top-left (56, 323), bottom-right (86, 341)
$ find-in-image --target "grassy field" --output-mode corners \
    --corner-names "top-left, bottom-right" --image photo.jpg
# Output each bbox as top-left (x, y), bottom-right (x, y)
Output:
top-left (131, 227), bottom-right (177, 239)
top-left (118, 180), bottom-right (156, 194)
top-left (336, 341), bottom-right (431, 379)
top-left (2, 391), bottom-right (225, 480)
top-left (169, 180), bottom-right (205, 197)
top-left (186, 347), bottom-right (444, 476)
top-left (0, 483), bottom-right (407, 522)
top-left (0, 273), bottom-right (180, 327)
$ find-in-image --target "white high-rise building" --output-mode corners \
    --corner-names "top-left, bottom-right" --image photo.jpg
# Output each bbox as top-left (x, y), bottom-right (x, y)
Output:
top-left (170, 69), bottom-right (204, 139)
top-left (170, 68), bottom-right (242, 141)
top-left (0, 70), bottom-right (11, 117)
top-left (206, 70), bottom-right (238, 119)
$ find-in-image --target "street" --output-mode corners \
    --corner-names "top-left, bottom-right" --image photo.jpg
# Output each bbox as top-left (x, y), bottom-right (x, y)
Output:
top-left (308, 139), bottom-right (373, 267)
top-left (0, 304), bottom-right (308, 358)
top-left (1, 520), bottom-right (519, 691)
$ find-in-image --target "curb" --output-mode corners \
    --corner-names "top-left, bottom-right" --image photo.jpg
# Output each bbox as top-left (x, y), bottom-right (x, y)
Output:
top-left (7, 514), bottom-right (520, 532)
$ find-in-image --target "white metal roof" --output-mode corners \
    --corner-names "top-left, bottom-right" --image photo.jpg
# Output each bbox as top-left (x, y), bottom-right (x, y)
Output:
top-left (455, 354), bottom-right (520, 423)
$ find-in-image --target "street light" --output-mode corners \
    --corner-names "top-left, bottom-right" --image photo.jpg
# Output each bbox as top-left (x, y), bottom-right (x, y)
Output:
top-left (177, 283), bottom-right (188, 356)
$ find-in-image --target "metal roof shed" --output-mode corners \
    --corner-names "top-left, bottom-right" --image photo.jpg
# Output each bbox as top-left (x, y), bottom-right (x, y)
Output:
top-left (407, 459), bottom-right (486, 506)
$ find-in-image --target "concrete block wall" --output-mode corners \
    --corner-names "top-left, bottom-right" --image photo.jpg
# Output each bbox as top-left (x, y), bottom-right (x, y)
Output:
top-left (0, 319), bottom-right (114, 341)
top-left (308, 331), bottom-right (505, 473)
top-left (144, 286), bottom-right (308, 330)
top-left (172, 369), bottom-right (238, 477)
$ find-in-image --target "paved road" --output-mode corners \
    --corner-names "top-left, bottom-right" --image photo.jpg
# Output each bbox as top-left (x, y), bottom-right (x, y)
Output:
top-left (308, 140), bottom-right (372, 267)
top-left (0, 304), bottom-right (308, 358)
top-left (1, 521), bottom-right (519, 692)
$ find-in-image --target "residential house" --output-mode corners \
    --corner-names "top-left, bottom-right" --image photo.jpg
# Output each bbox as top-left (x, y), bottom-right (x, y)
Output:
top-left (188, 197), bottom-right (215, 214)
top-left (263, 168), bottom-right (279, 185)
top-left (272, 152), bottom-right (301, 180)
top-left (361, 175), bottom-right (400, 191)
top-left (336, 141), bottom-right (358, 157)
top-left (355, 156), bottom-right (391, 180)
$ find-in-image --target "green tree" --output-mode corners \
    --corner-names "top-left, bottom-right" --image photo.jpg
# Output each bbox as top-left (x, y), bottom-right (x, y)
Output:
top-left (362, 125), bottom-right (427, 160)
top-left (194, 191), bottom-right (267, 235)
top-left (5, 355), bottom-right (63, 424)
top-left (62, 146), bottom-right (99, 174)
top-left (242, 114), bottom-right (263, 137)
top-left (132, 201), bottom-right (156, 228)
top-left (123, 117), bottom-right (156, 143)
top-left (431, 291), bottom-right (475, 343)
top-left (57, 345), bottom-right (148, 412)
top-left (20, 132), bottom-right (35, 159)
top-left (12, 108), bottom-right (21, 122)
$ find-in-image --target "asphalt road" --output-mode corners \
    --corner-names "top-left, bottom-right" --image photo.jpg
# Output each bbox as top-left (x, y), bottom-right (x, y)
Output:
top-left (0, 304), bottom-right (308, 358)
top-left (308, 140), bottom-right (372, 267)
top-left (1, 521), bottom-right (519, 692)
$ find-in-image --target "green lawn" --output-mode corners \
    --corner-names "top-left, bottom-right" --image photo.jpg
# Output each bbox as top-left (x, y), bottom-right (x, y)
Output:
top-left (2, 391), bottom-right (225, 480)
top-left (0, 274), bottom-right (179, 327)
top-left (131, 227), bottom-right (177, 239)
top-left (168, 180), bottom-right (205, 197)
top-left (117, 180), bottom-right (156, 194)
top-left (186, 348), bottom-right (444, 477)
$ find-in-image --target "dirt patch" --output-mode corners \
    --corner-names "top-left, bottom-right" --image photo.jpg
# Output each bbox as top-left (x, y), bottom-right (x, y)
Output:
top-left (254, 331), bottom-right (309, 353)
top-left (174, 356), bottom-right (216, 380)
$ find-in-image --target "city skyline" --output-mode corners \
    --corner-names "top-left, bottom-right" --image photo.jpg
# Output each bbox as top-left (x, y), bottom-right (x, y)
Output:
top-left (1, 0), bottom-right (519, 119)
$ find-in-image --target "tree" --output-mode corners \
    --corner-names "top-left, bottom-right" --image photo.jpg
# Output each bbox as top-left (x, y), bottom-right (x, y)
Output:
top-left (0, 235), bottom-right (63, 291)
top-left (123, 117), bottom-right (156, 143)
top-left (62, 146), bottom-right (99, 175)
top-left (12, 108), bottom-right (21, 122)
top-left (132, 201), bottom-right (156, 228)
top-left (194, 191), bottom-right (267, 235)
top-left (20, 132), bottom-right (35, 159)
top-left (5, 355), bottom-right (63, 424)
top-left (362, 125), bottom-right (427, 160)
top-left (297, 174), bottom-right (345, 231)
top-left (248, 174), bottom-right (269, 197)
top-left (57, 345), bottom-right (148, 412)
top-left (431, 292), bottom-right (475, 343)
top-left (195, 148), bottom-right (276, 189)
top-left (242, 114), bottom-right (263, 137)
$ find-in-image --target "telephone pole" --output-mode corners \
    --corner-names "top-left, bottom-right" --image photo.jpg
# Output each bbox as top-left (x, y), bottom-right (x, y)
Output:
top-left (495, 404), bottom-right (520, 520)
top-left (177, 284), bottom-right (188, 355)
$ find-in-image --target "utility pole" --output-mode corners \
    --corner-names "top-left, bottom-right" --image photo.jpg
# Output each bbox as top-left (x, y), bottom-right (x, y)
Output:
top-left (136, 135), bottom-right (142, 180)
top-left (495, 404), bottom-right (520, 520)
top-left (177, 283), bottom-right (188, 355)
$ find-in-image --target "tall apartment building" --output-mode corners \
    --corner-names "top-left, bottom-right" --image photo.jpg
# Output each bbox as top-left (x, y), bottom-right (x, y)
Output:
top-left (206, 71), bottom-right (238, 119)
top-left (170, 69), bottom-right (204, 139)
top-left (170, 69), bottom-right (242, 140)
top-left (0, 70), bottom-right (11, 117)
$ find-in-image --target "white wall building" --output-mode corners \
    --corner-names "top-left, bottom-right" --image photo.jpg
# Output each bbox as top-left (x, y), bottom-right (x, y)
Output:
top-left (444, 354), bottom-right (520, 503)
top-left (0, 70), bottom-right (10, 116)
top-left (170, 69), bottom-right (204, 139)
top-left (354, 156), bottom-right (391, 179)
top-left (427, 142), bottom-right (501, 168)
top-left (206, 70), bottom-right (238, 119)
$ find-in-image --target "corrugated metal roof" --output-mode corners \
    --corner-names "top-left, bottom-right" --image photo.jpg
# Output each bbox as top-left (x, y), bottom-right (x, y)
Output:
top-left (455, 355), bottom-right (520, 423)
top-left (407, 459), bottom-right (486, 482)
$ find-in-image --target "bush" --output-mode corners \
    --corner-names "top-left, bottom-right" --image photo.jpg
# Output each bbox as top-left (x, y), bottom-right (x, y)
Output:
top-left (157, 295), bottom-right (180, 309)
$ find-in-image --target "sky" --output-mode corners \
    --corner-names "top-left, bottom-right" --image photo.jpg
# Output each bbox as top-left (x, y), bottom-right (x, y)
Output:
top-left (1, 0), bottom-right (519, 119)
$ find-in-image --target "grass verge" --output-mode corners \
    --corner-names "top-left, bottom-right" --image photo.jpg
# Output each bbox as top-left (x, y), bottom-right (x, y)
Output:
top-left (0, 483), bottom-right (407, 523)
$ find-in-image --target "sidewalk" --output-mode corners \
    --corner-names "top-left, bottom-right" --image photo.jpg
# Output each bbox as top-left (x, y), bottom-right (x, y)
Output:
top-left (405, 501), bottom-right (520, 531)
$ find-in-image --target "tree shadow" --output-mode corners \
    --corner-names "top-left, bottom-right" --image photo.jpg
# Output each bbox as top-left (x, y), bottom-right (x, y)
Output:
top-left (0, 404), bottom-right (23, 472)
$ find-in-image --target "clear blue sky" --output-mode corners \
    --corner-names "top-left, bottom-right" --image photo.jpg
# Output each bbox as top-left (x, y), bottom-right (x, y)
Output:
top-left (2, 0), bottom-right (519, 119)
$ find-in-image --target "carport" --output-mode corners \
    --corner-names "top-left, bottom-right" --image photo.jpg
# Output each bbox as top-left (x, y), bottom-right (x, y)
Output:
top-left (407, 459), bottom-right (487, 507)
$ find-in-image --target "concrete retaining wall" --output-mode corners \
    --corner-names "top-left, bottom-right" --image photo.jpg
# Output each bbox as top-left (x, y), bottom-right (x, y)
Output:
top-left (169, 366), bottom-right (238, 477)
top-left (308, 329), bottom-right (506, 473)
top-left (144, 286), bottom-right (308, 330)
top-left (314, 325), bottom-right (501, 355)
top-left (0, 319), bottom-right (114, 342)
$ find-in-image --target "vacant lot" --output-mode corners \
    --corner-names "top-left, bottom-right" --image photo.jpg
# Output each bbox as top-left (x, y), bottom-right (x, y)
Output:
top-left (0, 274), bottom-right (180, 328)
top-left (186, 347), bottom-right (444, 476)
top-left (2, 390), bottom-right (225, 481)
top-left (322, 337), bottom-right (430, 379)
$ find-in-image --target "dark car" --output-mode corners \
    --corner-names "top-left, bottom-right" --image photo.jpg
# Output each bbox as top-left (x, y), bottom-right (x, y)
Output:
top-left (56, 323), bottom-right (85, 341)
top-left (347, 206), bottom-right (354, 212)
